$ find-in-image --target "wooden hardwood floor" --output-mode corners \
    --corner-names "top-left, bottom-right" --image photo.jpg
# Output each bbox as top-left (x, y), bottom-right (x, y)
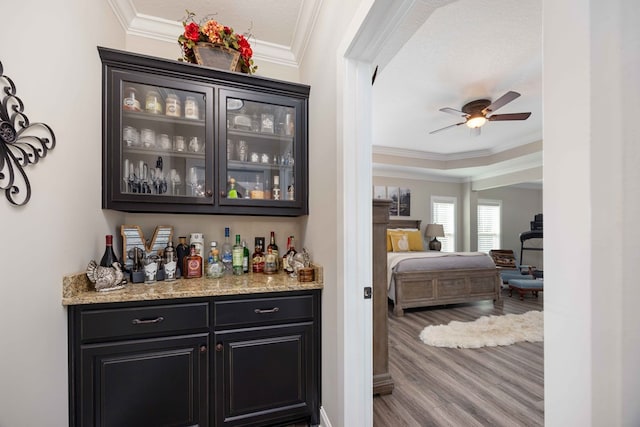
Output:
top-left (373, 289), bottom-right (544, 427)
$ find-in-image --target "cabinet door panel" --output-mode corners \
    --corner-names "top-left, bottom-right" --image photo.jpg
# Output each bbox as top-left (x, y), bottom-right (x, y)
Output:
top-left (80, 334), bottom-right (208, 427)
top-left (214, 323), bottom-right (314, 426)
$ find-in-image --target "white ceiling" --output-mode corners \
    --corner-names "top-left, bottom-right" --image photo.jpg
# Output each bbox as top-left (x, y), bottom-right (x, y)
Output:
top-left (112, 0), bottom-right (543, 185)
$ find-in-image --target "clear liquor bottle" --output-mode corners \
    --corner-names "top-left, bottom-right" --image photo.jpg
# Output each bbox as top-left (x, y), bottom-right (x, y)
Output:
top-left (221, 227), bottom-right (233, 274)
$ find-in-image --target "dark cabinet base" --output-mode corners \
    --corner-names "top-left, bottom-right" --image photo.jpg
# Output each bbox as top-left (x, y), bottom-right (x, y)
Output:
top-left (68, 291), bottom-right (320, 427)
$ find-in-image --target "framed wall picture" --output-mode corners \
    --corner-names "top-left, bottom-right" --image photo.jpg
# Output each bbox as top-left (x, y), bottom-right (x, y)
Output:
top-left (399, 187), bottom-right (411, 216)
top-left (387, 187), bottom-right (399, 216)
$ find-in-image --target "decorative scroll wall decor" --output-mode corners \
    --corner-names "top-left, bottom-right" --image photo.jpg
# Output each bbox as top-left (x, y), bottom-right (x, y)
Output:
top-left (0, 61), bottom-right (56, 206)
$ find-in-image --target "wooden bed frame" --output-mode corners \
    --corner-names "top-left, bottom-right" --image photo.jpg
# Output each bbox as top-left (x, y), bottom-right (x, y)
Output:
top-left (385, 218), bottom-right (503, 317)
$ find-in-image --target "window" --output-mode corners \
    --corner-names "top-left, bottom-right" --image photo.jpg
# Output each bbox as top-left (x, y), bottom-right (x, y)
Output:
top-left (477, 199), bottom-right (501, 253)
top-left (431, 196), bottom-right (456, 252)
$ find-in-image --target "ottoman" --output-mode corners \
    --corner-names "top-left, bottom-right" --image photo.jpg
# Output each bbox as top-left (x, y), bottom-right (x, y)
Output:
top-left (508, 278), bottom-right (544, 300)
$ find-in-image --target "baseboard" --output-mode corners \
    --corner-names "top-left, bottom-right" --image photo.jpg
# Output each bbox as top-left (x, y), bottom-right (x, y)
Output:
top-left (319, 406), bottom-right (332, 427)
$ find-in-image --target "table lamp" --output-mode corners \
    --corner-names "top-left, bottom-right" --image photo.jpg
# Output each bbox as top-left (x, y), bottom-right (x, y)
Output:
top-left (425, 224), bottom-right (445, 251)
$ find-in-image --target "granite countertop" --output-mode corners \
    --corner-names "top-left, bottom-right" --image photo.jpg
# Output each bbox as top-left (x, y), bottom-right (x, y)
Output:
top-left (62, 265), bottom-right (323, 306)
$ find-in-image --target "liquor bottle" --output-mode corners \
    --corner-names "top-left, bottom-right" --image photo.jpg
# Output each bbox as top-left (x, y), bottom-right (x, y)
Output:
top-left (272, 176), bottom-right (281, 200)
top-left (232, 234), bottom-right (243, 275)
top-left (221, 227), bottom-right (233, 274)
top-left (227, 177), bottom-right (238, 199)
top-left (175, 236), bottom-right (189, 277)
top-left (100, 235), bottom-right (120, 267)
top-left (183, 244), bottom-right (202, 279)
top-left (242, 240), bottom-right (250, 273)
top-left (252, 237), bottom-right (265, 273)
top-left (283, 235), bottom-right (297, 274)
top-left (287, 179), bottom-right (294, 201)
top-left (206, 242), bottom-right (224, 278)
top-left (164, 240), bottom-right (177, 281)
top-left (268, 231), bottom-right (279, 271)
top-left (264, 247), bottom-right (277, 274)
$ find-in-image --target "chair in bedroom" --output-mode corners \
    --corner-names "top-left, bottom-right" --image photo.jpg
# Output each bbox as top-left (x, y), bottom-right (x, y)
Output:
top-left (489, 249), bottom-right (534, 284)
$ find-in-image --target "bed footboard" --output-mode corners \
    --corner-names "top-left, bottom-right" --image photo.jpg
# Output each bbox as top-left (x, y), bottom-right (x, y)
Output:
top-left (392, 267), bottom-right (502, 316)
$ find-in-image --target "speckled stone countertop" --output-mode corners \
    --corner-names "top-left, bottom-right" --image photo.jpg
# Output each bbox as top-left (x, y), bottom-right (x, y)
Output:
top-left (62, 266), bottom-right (323, 306)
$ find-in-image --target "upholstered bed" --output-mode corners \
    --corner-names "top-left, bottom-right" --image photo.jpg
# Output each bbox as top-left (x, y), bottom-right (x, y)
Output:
top-left (384, 219), bottom-right (502, 316)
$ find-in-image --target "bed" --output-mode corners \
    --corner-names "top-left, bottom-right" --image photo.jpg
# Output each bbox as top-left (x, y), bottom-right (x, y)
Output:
top-left (383, 218), bottom-right (502, 316)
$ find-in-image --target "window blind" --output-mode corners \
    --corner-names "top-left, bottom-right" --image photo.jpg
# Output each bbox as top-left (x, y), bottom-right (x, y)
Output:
top-left (431, 197), bottom-right (456, 252)
top-left (477, 199), bottom-right (501, 253)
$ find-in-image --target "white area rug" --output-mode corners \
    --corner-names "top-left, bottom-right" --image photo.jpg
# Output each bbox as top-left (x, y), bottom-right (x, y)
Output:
top-left (419, 311), bottom-right (543, 349)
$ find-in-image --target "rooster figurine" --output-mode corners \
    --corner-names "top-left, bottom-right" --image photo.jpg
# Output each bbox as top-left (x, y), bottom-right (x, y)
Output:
top-left (86, 260), bottom-right (126, 292)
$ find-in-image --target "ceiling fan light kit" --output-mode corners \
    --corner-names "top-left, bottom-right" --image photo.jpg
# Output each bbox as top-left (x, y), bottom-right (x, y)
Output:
top-left (430, 91), bottom-right (531, 135)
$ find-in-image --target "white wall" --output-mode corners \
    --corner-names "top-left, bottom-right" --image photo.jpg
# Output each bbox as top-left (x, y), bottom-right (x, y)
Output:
top-left (0, 4), bottom-right (306, 427)
top-left (372, 176), bottom-right (543, 263)
top-left (477, 186), bottom-right (543, 268)
top-left (0, 1), bottom-right (125, 426)
top-left (298, 0), bottom-right (369, 423)
top-left (373, 176), bottom-right (463, 248)
top-left (544, 0), bottom-right (640, 425)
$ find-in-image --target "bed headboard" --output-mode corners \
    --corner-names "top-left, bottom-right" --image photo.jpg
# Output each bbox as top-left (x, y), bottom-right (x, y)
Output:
top-left (388, 219), bottom-right (421, 230)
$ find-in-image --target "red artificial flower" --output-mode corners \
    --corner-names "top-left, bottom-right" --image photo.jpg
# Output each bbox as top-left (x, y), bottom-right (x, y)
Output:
top-left (185, 22), bottom-right (200, 42)
top-left (223, 26), bottom-right (232, 35)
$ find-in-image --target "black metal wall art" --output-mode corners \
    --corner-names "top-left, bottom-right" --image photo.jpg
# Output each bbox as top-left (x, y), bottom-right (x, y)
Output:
top-left (0, 60), bottom-right (56, 206)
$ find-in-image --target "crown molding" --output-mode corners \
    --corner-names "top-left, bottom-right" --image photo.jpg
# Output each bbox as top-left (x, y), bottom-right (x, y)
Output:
top-left (372, 145), bottom-right (493, 161)
top-left (290, 0), bottom-right (323, 65)
top-left (108, 0), bottom-right (302, 67)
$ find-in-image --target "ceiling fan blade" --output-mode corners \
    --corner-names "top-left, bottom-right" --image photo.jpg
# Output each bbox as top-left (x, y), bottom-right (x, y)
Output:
top-left (439, 107), bottom-right (466, 117)
top-left (429, 122), bottom-right (466, 134)
top-left (482, 91), bottom-right (521, 114)
top-left (487, 112), bottom-right (531, 121)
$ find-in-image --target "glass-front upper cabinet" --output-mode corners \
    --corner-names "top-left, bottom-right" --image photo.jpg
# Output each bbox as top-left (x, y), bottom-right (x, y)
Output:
top-left (105, 70), bottom-right (214, 210)
top-left (218, 89), bottom-right (306, 212)
top-left (100, 46), bottom-right (308, 216)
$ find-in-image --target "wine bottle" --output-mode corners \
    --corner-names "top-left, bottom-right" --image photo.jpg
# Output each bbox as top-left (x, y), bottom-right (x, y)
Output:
top-left (232, 234), bottom-right (243, 275)
top-left (268, 231), bottom-right (279, 271)
top-left (221, 227), bottom-right (233, 274)
top-left (175, 236), bottom-right (189, 277)
top-left (100, 235), bottom-right (120, 267)
top-left (242, 240), bottom-right (250, 273)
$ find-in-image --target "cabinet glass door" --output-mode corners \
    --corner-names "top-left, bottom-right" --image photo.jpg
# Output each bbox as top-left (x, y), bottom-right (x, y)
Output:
top-left (109, 71), bottom-right (214, 205)
top-left (219, 89), bottom-right (305, 211)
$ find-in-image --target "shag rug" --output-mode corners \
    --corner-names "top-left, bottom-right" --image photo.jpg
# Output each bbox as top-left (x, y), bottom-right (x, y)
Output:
top-left (419, 310), bottom-right (543, 349)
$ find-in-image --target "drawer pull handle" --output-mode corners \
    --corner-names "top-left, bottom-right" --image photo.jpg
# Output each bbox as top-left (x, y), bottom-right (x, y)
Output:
top-left (254, 307), bottom-right (280, 314)
top-left (131, 316), bottom-right (165, 325)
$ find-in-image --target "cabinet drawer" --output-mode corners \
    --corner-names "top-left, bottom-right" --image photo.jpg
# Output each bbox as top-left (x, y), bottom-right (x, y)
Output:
top-left (80, 302), bottom-right (209, 341)
top-left (214, 294), bottom-right (314, 328)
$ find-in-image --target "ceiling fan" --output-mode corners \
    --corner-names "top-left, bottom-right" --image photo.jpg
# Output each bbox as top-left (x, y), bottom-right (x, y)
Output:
top-left (429, 91), bottom-right (531, 135)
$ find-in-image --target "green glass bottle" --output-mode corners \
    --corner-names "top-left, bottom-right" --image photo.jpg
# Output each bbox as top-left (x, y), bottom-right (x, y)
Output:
top-left (232, 234), bottom-right (243, 275)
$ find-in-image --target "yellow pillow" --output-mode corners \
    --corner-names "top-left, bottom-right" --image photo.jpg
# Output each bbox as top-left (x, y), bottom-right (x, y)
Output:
top-left (388, 230), bottom-right (424, 252)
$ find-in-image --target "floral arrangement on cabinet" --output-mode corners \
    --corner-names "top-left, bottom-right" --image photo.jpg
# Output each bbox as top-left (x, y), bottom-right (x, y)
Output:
top-left (178, 10), bottom-right (258, 74)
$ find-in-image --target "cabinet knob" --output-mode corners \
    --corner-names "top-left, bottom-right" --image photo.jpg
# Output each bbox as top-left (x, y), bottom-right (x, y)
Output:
top-left (220, 191), bottom-right (226, 198)
top-left (200, 345), bottom-right (207, 353)
top-left (215, 343), bottom-right (223, 352)
top-left (205, 189), bottom-right (213, 197)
